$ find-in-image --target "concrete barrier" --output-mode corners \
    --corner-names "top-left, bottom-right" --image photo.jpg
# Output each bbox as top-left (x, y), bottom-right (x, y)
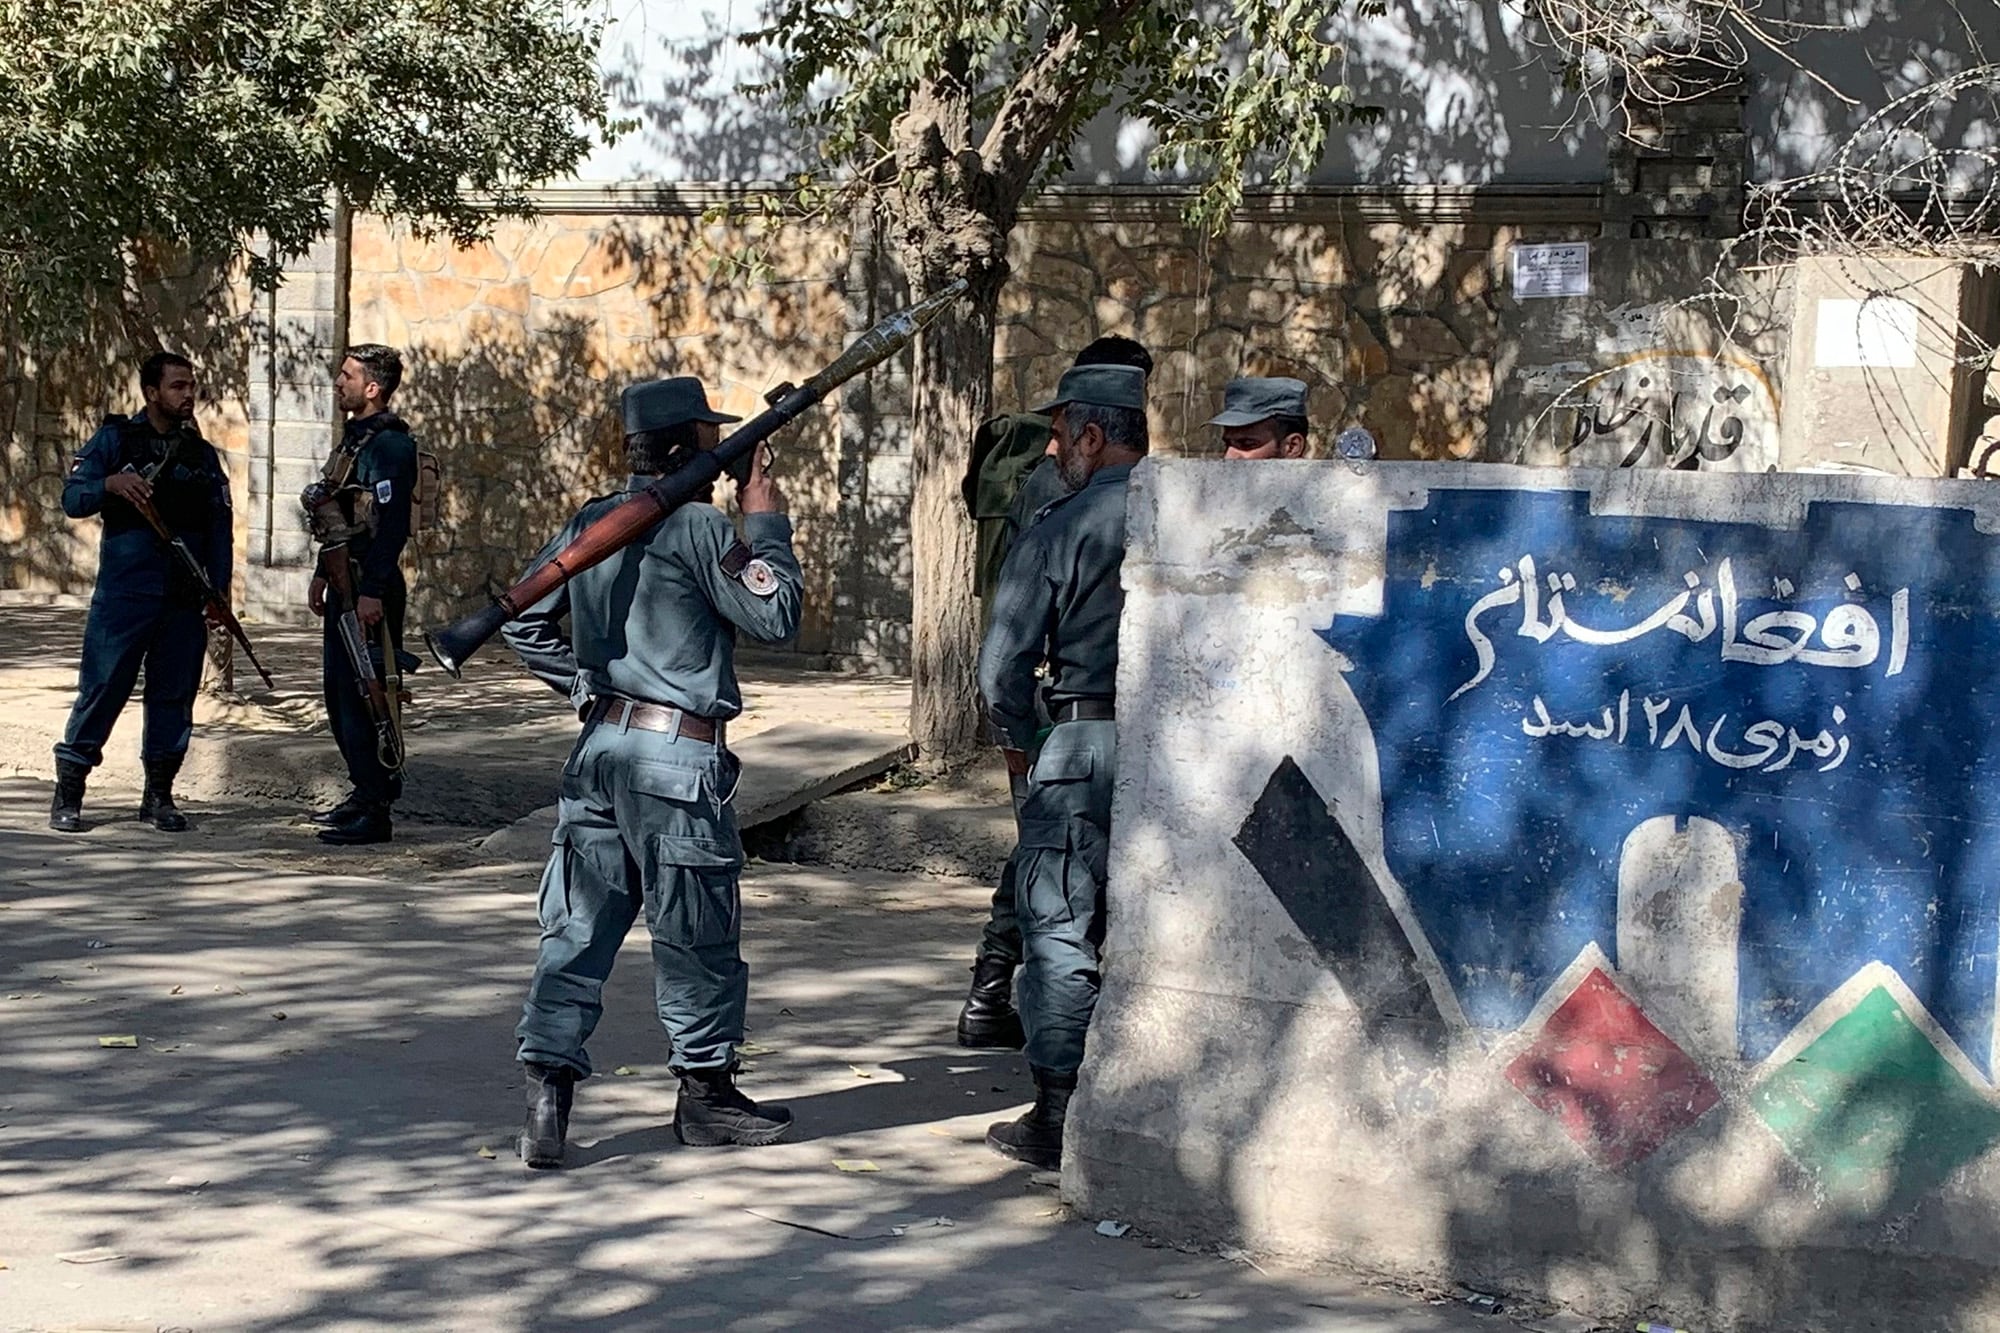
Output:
top-left (1069, 459), bottom-right (2000, 1331)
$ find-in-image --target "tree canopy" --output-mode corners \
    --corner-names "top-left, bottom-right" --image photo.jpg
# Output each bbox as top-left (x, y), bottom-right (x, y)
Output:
top-left (741, 0), bottom-right (1372, 762)
top-left (0, 0), bottom-right (615, 343)
top-left (747, 0), bottom-right (1371, 252)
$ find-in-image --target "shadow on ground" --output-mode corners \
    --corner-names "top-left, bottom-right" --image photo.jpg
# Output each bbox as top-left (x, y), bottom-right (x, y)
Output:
top-left (0, 777), bottom-right (1497, 1332)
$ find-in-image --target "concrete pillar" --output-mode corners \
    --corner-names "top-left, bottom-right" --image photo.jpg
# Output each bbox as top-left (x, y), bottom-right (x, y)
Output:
top-left (243, 225), bottom-right (344, 623)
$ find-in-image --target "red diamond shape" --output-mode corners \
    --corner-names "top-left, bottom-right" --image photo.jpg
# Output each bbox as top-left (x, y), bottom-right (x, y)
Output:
top-left (1504, 967), bottom-right (1720, 1169)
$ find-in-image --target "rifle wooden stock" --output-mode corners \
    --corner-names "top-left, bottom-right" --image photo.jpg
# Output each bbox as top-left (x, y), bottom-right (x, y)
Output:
top-left (424, 278), bottom-right (968, 678)
top-left (126, 487), bottom-right (275, 690)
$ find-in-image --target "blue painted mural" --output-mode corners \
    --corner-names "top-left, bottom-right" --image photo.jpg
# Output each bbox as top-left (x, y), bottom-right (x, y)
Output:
top-left (1316, 486), bottom-right (2000, 1085)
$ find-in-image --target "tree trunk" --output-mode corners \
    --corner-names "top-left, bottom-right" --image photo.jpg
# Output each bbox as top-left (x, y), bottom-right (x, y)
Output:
top-left (904, 273), bottom-right (998, 771)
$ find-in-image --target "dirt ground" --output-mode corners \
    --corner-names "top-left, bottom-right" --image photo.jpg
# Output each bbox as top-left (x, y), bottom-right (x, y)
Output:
top-left (0, 603), bottom-right (1574, 1332)
top-left (0, 772), bottom-right (1525, 1333)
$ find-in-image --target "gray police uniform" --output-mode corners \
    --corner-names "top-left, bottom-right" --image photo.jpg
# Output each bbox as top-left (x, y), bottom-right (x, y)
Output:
top-left (503, 480), bottom-right (802, 1078)
top-left (977, 461), bottom-right (1133, 1077)
top-left (975, 455), bottom-right (1071, 970)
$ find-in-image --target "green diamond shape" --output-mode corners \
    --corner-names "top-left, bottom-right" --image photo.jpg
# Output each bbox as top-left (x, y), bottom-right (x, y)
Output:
top-left (1751, 986), bottom-right (2000, 1212)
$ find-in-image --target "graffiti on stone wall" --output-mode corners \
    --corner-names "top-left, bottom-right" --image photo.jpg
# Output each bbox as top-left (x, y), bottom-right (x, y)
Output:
top-left (1239, 486), bottom-right (2000, 1209)
top-left (1558, 352), bottom-right (1779, 471)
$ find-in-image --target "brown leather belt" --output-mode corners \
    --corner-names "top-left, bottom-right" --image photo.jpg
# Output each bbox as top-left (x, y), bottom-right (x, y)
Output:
top-left (587, 696), bottom-right (723, 744)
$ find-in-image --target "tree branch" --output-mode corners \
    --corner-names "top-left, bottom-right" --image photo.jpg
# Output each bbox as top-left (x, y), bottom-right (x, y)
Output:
top-left (978, 1), bottom-right (1142, 203)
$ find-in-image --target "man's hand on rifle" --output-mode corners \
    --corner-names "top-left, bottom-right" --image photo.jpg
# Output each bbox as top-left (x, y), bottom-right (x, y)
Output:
top-left (204, 604), bottom-right (226, 630)
top-left (356, 595), bottom-right (385, 629)
top-left (106, 471), bottom-right (153, 505)
top-left (738, 445), bottom-right (784, 515)
top-left (308, 576), bottom-right (327, 618)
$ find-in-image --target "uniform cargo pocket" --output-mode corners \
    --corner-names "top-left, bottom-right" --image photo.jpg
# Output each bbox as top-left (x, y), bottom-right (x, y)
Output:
top-left (1030, 746), bottom-right (1093, 783)
top-left (1015, 815), bottom-right (1109, 930)
top-left (645, 835), bottom-right (742, 949)
top-left (650, 831), bottom-right (744, 870)
top-left (628, 760), bottom-right (703, 805)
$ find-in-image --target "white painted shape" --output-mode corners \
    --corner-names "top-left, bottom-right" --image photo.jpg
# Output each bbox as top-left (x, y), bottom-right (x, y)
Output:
top-left (1814, 297), bottom-right (1920, 369)
top-left (1616, 816), bottom-right (1743, 1064)
top-left (1511, 242), bottom-right (1591, 299)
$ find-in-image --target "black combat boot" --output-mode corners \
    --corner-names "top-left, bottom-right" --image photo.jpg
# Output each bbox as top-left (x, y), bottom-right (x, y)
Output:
top-left (318, 804), bottom-right (392, 846)
top-left (673, 1069), bottom-right (794, 1147)
top-left (139, 755), bottom-right (189, 832)
top-left (520, 1063), bottom-right (576, 1169)
top-left (956, 954), bottom-right (1026, 1049)
top-left (985, 1066), bottom-right (1076, 1170)
top-left (308, 792), bottom-right (366, 826)
top-left (49, 759), bottom-right (87, 833)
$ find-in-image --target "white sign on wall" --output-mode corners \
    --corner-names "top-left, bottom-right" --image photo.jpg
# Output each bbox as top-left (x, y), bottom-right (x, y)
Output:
top-left (1814, 298), bottom-right (1920, 369)
top-left (1512, 242), bottom-right (1591, 299)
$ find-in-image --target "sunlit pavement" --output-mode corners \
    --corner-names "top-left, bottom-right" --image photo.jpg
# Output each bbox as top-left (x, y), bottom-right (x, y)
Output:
top-left (0, 777), bottom-right (1507, 1331)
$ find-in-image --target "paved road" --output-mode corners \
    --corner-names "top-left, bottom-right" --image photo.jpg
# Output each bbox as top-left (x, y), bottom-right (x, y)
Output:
top-left (0, 776), bottom-right (1511, 1333)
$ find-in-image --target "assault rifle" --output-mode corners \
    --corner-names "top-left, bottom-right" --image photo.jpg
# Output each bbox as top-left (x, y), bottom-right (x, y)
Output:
top-left (123, 451), bottom-right (274, 690)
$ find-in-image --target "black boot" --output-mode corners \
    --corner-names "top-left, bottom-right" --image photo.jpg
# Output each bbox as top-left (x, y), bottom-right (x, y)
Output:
top-left (139, 755), bottom-right (189, 832)
top-left (986, 1067), bottom-right (1076, 1170)
top-left (309, 792), bottom-right (366, 826)
top-left (318, 804), bottom-right (392, 846)
top-left (49, 759), bottom-right (87, 833)
top-left (956, 954), bottom-right (1026, 1049)
top-left (673, 1069), bottom-right (794, 1147)
top-left (520, 1063), bottom-right (576, 1169)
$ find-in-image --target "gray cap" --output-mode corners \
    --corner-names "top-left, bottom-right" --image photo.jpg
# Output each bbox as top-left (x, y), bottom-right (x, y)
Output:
top-left (1206, 376), bottom-right (1309, 428)
top-left (1032, 364), bottom-right (1148, 415)
top-left (621, 377), bottom-right (742, 435)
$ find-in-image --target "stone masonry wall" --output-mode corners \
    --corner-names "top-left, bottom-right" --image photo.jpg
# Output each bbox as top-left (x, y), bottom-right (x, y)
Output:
top-left (1000, 196), bottom-right (1603, 465)
top-left (0, 258), bottom-right (257, 604)
top-left (0, 190), bottom-right (1875, 675)
top-left (345, 207), bottom-right (865, 660)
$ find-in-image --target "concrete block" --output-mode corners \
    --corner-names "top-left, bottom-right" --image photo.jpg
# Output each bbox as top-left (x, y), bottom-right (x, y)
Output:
top-left (1073, 457), bottom-right (2000, 1333)
top-left (1781, 256), bottom-right (1996, 476)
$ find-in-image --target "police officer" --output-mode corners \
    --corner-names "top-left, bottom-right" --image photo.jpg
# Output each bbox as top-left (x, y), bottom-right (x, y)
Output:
top-left (50, 352), bottom-right (232, 834)
top-left (308, 344), bottom-right (419, 846)
top-left (955, 336), bottom-right (1153, 1052)
top-left (502, 376), bottom-right (802, 1169)
top-left (977, 363), bottom-right (1147, 1170)
top-left (1209, 375), bottom-right (1311, 459)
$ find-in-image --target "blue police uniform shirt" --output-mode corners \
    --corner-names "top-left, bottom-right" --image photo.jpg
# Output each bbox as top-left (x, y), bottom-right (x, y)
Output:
top-left (62, 412), bottom-right (232, 601)
top-left (502, 478), bottom-right (803, 719)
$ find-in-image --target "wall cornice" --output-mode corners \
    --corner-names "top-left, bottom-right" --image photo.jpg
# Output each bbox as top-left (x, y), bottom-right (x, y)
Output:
top-left (506, 181), bottom-right (1605, 224)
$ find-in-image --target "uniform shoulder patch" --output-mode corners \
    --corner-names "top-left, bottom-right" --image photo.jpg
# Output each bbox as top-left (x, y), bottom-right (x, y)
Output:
top-left (375, 479), bottom-right (394, 504)
top-left (719, 540), bottom-right (780, 597)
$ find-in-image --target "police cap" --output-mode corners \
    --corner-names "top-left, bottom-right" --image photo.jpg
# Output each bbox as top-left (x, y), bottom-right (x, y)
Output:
top-left (622, 377), bottom-right (742, 435)
top-left (1032, 364), bottom-right (1148, 416)
top-left (1206, 376), bottom-right (1310, 428)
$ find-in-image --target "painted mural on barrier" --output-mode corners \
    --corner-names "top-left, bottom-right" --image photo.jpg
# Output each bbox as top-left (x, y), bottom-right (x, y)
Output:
top-left (1241, 484), bottom-right (2000, 1210)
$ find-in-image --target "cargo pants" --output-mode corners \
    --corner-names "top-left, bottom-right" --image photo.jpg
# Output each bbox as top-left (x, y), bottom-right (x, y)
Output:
top-left (1010, 717), bottom-right (1116, 1077)
top-left (515, 711), bottom-right (748, 1078)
